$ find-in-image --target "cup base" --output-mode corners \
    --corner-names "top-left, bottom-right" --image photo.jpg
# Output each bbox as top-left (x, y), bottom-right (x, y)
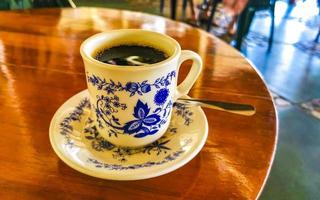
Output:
top-left (89, 113), bottom-right (172, 148)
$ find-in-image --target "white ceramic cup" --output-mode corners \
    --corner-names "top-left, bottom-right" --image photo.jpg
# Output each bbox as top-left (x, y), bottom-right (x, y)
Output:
top-left (80, 29), bottom-right (202, 147)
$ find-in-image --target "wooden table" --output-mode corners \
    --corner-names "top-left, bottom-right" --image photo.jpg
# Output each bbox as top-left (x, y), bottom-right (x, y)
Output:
top-left (0, 8), bottom-right (277, 200)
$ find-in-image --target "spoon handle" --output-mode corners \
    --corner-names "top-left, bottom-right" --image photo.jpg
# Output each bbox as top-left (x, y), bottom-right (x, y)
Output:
top-left (176, 98), bottom-right (256, 116)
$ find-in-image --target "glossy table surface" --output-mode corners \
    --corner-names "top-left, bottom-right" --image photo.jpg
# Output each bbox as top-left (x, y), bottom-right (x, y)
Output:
top-left (0, 7), bottom-right (277, 200)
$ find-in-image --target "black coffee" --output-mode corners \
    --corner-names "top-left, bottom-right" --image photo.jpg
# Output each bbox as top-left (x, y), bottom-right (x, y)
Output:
top-left (95, 45), bottom-right (168, 66)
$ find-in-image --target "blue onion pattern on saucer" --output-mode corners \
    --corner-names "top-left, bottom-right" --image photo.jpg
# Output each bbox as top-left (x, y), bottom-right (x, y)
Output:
top-left (49, 90), bottom-right (208, 180)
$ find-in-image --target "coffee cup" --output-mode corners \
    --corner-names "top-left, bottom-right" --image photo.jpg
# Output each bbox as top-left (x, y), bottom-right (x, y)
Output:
top-left (80, 29), bottom-right (202, 147)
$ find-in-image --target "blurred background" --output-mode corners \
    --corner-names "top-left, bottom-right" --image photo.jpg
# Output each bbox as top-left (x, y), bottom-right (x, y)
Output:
top-left (1, 0), bottom-right (320, 199)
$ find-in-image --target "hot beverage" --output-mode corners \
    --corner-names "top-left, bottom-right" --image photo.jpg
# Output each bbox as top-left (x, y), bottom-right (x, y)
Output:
top-left (95, 45), bottom-right (168, 66)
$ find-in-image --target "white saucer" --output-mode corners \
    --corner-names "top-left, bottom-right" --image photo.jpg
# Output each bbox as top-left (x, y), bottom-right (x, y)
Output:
top-left (49, 90), bottom-right (208, 180)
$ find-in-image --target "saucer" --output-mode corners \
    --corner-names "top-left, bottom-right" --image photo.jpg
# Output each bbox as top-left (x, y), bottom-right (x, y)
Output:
top-left (49, 90), bottom-right (208, 180)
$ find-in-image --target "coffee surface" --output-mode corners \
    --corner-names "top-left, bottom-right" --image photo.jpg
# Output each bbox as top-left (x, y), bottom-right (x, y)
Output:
top-left (95, 45), bottom-right (168, 66)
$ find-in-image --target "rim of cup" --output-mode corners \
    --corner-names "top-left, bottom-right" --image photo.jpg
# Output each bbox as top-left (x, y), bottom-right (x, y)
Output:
top-left (80, 29), bottom-right (181, 71)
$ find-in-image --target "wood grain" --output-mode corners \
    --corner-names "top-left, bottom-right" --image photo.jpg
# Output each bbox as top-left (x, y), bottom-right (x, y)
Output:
top-left (0, 7), bottom-right (277, 200)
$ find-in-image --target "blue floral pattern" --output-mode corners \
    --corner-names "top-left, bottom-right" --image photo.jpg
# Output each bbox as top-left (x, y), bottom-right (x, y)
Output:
top-left (143, 140), bottom-right (171, 155)
top-left (94, 94), bottom-right (126, 136)
top-left (59, 98), bottom-right (90, 146)
top-left (87, 71), bottom-right (176, 96)
top-left (154, 88), bottom-right (170, 106)
top-left (87, 150), bottom-right (185, 170)
top-left (58, 99), bottom-right (195, 165)
top-left (59, 100), bottom-right (193, 146)
top-left (123, 100), bottom-right (161, 138)
top-left (87, 71), bottom-right (176, 138)
top-left (84, 117), bottom-right (178, 162)
top-left (173, 102), bottom-right (194, 125)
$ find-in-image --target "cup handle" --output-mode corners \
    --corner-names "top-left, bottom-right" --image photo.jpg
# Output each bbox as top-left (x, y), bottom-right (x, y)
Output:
top-left (174, 50), bottom-right (202, 101)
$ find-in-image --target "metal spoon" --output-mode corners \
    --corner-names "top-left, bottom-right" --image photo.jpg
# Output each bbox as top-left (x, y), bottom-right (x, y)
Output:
top-left (176, 98), bottom-right (256, 116)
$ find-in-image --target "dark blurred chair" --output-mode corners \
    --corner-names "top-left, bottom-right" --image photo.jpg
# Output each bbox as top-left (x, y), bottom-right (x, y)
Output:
top-left (206, 0), bottom-right (276, 51)
top-left (206, 0), bottom-right (222, 32)
top-left (235, 0), bottom-right (276, 50)
top-left (160, 0), bottom-right (190, 19)
top-left (0, 1), bottom-right (10, 10)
